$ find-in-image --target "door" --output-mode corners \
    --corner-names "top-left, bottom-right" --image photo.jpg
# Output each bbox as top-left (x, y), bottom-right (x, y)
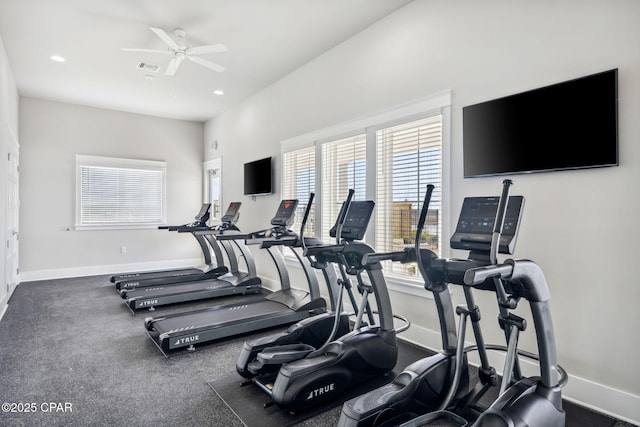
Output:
top-left (203, 158), bottom-right (222, 222)
top-left (5, 126), bottom-right (19, 299)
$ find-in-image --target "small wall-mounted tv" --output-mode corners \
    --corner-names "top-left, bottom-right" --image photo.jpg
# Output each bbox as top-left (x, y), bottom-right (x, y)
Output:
top-left (463, 68), bottom-right (618, 178)
top-left (243, 157), bottom-right (273, 196)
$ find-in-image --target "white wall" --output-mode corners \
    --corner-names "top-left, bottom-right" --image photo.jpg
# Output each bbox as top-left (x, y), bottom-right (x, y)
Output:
top-left (0, 35), bottom-right (19, 311)
top-left (19, 97), bottom-right (205, 280)
top-left (205, 0), bottom-right (640, 422)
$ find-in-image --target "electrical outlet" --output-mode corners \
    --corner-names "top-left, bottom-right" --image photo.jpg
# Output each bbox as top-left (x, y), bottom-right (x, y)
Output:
top-left (120, 246), bottom-right (127, 254)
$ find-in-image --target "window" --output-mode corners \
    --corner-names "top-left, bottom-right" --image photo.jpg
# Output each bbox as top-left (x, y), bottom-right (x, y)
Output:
top-left (281, 92), bottom-right (450, 293)
top-left (375, 116), bottom-right (442, 278)
top-left (76, 155), bottom-right (166, 229)
top-left (320, 134), bottom-right (366, 242)
top-left (282, 146), bottom-right (315, 235)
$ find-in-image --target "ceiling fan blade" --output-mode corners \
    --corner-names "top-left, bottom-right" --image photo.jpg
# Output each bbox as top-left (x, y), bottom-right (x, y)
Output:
top-left (150, 27), bottom-right (179, 50)
top-left (165, 55), bottom-right (185, 76)
top-left (188, 44), bottom-right (228, 55)
top-left (188, 56), bottom-right (226, 73)
top-left (121, 48), bottom-right (173, 55)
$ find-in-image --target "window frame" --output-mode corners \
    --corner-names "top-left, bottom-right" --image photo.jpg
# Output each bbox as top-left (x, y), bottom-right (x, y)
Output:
top-left (282, 146), bottom-right (316, 237)
top-left (280, 92), bottom-right (452, 297)
top-left (373, 115), bottom-right (444, 289)
top-left (75, 155), bottom-right (167, 231)
top-left (319, 132), bottom-right (367, 243)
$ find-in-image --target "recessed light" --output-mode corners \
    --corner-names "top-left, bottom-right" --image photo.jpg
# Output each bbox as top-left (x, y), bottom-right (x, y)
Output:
top-left (50, 55), bottom-right (66, 63)
top-left (213, 89), bottom-right (224, 96)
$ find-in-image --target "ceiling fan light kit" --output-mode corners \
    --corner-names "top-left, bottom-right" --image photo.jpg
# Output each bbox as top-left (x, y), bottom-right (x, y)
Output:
top-left (122, 27), bottom-right (227, 76)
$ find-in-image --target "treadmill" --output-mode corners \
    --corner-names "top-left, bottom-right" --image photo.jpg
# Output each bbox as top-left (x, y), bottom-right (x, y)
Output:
top-left (110, 204), bottom-right (218, 288)
top-left (144, 199), bottom-right (327, 355)
top-left (120, 202), bottom-right (264, 311)
top-left (113, 204), bottom-right (232, 291)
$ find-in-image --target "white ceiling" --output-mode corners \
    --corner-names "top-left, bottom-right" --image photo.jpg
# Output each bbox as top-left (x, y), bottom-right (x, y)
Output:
top-left (0, 0), bottom-right (413, 122)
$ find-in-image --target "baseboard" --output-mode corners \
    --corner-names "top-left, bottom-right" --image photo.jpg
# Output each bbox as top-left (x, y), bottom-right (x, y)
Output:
top-left (561, 374), bottom-right (640, 425)
top-left (396, 324), bottom-right (640, 425)
top-left (0, 281), bottom-right (15, 321)
top-left (20, 258), bottom-right (202, 282)
top-left (258, 276), bottom-right (280, 291)
top-left (0, 300), bottom-right (7, 322)
top-left (396, 321), bottom-right (444, 351)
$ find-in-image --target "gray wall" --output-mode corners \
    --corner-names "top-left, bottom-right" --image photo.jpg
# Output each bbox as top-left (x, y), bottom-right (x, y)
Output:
top-left (19, 97), bottom-right (205, 278)
top-left (204, 0), bottom-right (640, 422)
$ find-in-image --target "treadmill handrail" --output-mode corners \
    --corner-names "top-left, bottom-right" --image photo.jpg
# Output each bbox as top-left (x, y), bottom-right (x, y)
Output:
top-left (209, 226), bottom-right (296, 241)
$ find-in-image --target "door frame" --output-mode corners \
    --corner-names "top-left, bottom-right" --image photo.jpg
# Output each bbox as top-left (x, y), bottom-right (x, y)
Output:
top-left (203, 157), bottom-right (222, 222)
top-left (4, 124), bottom-right (20, 305)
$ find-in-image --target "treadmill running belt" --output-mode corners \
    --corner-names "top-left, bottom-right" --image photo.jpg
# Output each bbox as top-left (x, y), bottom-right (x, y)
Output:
top-left (124, 278), bottom-right (233, 299)
top-left (152, 300), bottom-right (291, 334)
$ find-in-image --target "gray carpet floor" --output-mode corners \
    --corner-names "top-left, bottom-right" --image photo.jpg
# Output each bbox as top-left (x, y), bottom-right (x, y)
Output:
top-left (0, 275), bottom-right (262, 426)
top-left (0, 276), bottom-right (636, 426)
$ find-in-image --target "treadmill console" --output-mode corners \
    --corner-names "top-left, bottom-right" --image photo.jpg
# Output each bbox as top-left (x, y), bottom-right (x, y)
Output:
top-left (271, 199), bottom-right (299, 228)
top-left (450, 196), bottom-right (524, 255)
top-left (192, 203), bottom-right (211, 226)
top-left (329, 201), bottom-right (375, 241)
top-left (221, 202), bottom-right (241, 225)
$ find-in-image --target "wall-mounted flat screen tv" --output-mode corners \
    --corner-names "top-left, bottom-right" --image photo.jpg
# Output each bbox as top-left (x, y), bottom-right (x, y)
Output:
top-left (463, 68), bottom-right (618, 178)
top-left (243, 157), bottom-right (273, 196)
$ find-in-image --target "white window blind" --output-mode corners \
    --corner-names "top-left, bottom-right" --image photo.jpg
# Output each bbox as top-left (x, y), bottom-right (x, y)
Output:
top-left (282, 146), bottom-right (316, 235)
top-left (375, 115), bottom-right (442, 278)
top-left (76, 155), bottom-right (166, 229)
top-left (320, 134), bottom-right (366, 243)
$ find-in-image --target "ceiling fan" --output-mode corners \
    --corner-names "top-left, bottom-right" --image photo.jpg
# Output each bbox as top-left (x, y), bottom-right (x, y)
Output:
top-left (122, 27), bottom-right (227, 76)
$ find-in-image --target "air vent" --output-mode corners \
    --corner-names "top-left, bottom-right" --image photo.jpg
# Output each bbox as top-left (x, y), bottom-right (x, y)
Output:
top-left (137, 62), bottom-right (160, 73)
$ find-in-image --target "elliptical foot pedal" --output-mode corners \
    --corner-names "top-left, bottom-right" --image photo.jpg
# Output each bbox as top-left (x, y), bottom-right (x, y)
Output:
top-left (371, 409), bottom-right (419, 427)
top-left (399, 410), bottom-right (467, 427)
top-left (263, 400), bottom-right (275, 408)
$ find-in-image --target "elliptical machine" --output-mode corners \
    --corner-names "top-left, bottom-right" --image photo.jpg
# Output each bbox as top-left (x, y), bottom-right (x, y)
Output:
top-left (236, 191), bottom-right (377, 381)
top-left (252, 190), bottom-right (408, 413)
top-left (400, 180), bottom-right (566, 426)
top-left (338, 180), bottom-right (566, 427)
top-left (337, 184), bottom-right (509, 426)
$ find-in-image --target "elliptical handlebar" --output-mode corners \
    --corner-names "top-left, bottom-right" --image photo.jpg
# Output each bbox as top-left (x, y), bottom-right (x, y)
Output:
top-left (416, 184), bottom-right (435, 281)
top-left (490, 179), bottom-right (512, 265)
top-left (299, 192), bottom-right (315, 251)
top-left (300, 193), bottom-right (315, 236)
top-left (464, 262), bottom-right (514, 287)
top-left (335, 189), bottom-right (355, 245)
top-left (361, 185), bottom-right (432, 269)
top-left (487, 179), bottom-right (518, 309)
top-left (465, 258), bottom-right (552, 303)
top-left (362, 249), bottom-right (413, 265)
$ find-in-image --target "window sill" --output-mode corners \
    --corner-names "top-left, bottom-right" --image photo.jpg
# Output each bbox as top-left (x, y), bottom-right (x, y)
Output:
top-left (286, 255), bottom-right (435, 300)
top-left (385, 275), bottom-right (435, 299)
top-left (74, 224), bottom-right (163, 231)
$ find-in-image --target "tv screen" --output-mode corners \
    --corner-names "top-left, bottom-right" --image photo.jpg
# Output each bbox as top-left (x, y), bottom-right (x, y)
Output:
top-left (463, 69), bottom-right (618, 178)
top-left (243, 157), bottom-right (273, 196)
